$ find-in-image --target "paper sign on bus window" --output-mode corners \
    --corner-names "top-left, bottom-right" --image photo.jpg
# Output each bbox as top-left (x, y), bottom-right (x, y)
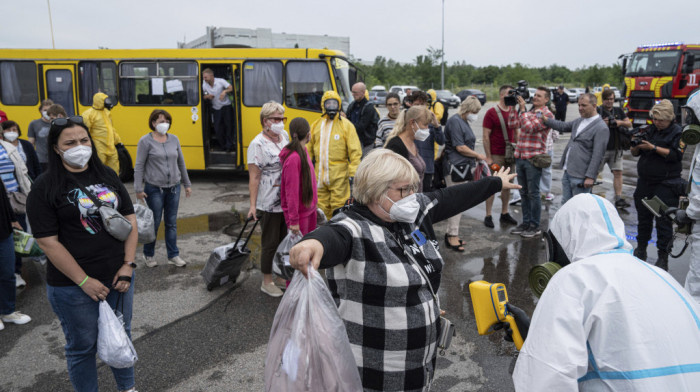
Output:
top-left (166, 79), bottom-right (183, 93)
top-left (152, 78), bottom-right (164, 95)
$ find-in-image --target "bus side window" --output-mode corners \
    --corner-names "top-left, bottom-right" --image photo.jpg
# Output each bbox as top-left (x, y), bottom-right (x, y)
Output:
top-left (285, 61), bottom-right (331, 112)
top-left (119, 61), bottom-right (197, 106)
top-left (0, 61), bottom-right (39, 105)
top-left (79, 61), bottom-right (118, 106)
top-left (243, 61), bottom-right (283, 107)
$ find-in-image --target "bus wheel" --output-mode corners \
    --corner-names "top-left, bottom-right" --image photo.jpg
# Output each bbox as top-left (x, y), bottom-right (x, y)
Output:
top-left (117, 144), bottom-right (134, 182)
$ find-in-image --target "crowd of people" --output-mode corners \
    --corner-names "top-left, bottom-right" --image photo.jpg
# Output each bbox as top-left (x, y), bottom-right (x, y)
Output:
top-left (3, 80), bottom-right (700, 391)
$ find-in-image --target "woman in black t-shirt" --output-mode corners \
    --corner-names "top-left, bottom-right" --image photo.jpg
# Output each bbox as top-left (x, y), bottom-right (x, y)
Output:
top-left (26, 117), bottom-right (139, 392)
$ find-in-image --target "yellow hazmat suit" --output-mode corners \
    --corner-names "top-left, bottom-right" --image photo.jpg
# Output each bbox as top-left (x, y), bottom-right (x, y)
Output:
top-left (427, 89), bottom-right (445, 120)
top-left (595, 83), bottom-right (611, 106)
top-left (307, 91), bottom-right (362, 218)
top-left (83, 92), bottom-right (121, 173)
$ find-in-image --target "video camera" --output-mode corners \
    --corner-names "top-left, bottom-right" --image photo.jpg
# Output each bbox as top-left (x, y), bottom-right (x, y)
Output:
top-left (504, 80), bottom-right (530, 106)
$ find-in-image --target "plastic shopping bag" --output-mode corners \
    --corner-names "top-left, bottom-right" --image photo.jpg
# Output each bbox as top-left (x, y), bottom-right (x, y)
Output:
top-left (134, 200), bottom-right (155, 244)
top-left (472, 159), bottom-right (492, 181)
top-left (97, 300), bottom-right (138, 369)
top-left (13, 229), bottom-right (44, 257)
top-left (272, 232), bottom-right (303, 280)
top-left (264, 268), bottom-right (362, 392)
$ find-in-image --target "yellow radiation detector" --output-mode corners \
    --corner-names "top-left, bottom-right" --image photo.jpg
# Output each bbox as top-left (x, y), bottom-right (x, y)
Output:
top-left (468, 281), bottom-right (524, 350)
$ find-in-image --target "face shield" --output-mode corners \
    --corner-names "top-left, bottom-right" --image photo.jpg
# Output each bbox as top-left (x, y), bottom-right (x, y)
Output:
top-left (324, 98), bottom-right (339, 119)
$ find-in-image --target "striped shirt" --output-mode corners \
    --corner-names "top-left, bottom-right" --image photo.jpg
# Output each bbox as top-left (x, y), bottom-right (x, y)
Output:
top-left (0, 146), bottom-right (18, 193)
top-left (375, 116), bottom-right (396, 147)
top-left (515, 107), bottom-right (553, 159)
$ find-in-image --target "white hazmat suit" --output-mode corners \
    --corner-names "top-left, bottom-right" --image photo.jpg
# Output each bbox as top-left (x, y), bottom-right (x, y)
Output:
top-left (513, 193), bottom-right (700, 391)
top-left (685, 146), bottom-right (700, 304)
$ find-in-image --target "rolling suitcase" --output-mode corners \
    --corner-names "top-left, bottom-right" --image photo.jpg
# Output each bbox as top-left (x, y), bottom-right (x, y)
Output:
top-left (201, 216), bottom-right (259, 291)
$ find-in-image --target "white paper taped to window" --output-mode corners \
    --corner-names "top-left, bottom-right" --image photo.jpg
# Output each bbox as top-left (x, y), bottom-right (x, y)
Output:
top-left (152, 78), bottom-right (164, 95)
top-left (166, 79), bottom-right (183, 93)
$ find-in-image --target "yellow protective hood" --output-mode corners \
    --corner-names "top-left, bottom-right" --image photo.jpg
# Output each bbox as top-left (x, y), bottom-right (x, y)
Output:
top-left (320, 91), bottom-right (342, 117)
top-left (427, 89), bottom-right (437, 102)
top-left (92, 92), bottom-right (108, 110)
top-left (603, 83), bottom-right (611, 90)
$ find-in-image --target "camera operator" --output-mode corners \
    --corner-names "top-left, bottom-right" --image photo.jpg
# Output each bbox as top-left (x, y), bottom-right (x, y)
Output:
top-left (597, 89), bottom-right (633, 208)
top-left (631, 99), bottom-right (685, 270)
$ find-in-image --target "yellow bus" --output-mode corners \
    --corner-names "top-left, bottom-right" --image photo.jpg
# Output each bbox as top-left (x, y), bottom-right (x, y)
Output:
top-left (0, 48), bottom-right (360, 179)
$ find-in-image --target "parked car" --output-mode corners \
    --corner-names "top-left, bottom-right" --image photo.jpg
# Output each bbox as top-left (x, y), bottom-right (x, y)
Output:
top-left (371, 85), bottom-right (386, 91)
top-left (610, 86), bottom-right (622, 102)
top-left (456, 89), bottom-right (486, 105)
top-left (369, 90), bottom-right (387, 106)
top-left (389, 85), bottom-right (420, 103)
top-left (569, 88), bottom-right (585, 102)
top-left (436, 89), bottom-right (461, 108)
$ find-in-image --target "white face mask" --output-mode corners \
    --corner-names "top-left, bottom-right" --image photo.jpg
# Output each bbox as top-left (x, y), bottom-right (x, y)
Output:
top-left (60, 145), bottom-right (92, 169)
top-left (155, 123), bottom-right (170, 135)
top-left (42, 111), bottom-right (50, 121)
top-left (269, 121), bottom-right (285, 135)
top-left (414, 125), bottom-right (430, 142)
top-left (3, 132), bottom-right (19, 142)
top-left (467, 113), bottom-right (479, 122)
top-left (382, 193), bottom-right (420, 223)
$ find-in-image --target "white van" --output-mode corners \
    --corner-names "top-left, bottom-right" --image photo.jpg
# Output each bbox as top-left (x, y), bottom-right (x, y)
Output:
top-left (389, 85), bottom-right (420, 102)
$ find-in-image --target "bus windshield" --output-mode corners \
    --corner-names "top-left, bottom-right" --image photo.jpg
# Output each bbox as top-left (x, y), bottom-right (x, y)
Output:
top-left (626, 50), bottom-right (681, 77)
top-left (331, 57), bottom-right (357, 112)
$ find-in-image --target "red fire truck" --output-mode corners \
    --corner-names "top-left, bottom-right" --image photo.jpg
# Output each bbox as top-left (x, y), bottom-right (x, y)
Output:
top-left (622, 43), bottom-right (700, 125)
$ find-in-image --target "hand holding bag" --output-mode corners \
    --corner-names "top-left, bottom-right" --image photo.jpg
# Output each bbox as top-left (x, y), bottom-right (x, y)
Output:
top-left (272, 232), bottom-right (304, 280)
top-left (97, 296), bottom-right (138, 368)
top-left (134, 200), bottom-right (155, 243)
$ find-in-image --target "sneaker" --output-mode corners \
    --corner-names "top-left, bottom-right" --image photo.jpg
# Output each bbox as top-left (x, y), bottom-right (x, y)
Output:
top-left (261, 282), bottom-right (284, 297)
top-left (545, 193), bottom-right (555, 201)
top-left (615, 198), bottom-right (631, 208)
top-left (1, 311), bottom-right (31, 325)
top-left (143, 255), bottom-right (157, 268)
top-left (520, 225), bottom-right (543, 238)
top-left (168, 256), bottom-right (187, 267)
top-left (510, 223), bottom-right (529, 235)
top-left (500, 213), bottom-right (518, 225)
top-left (15, 273), bottom-right (26, 289)
top-left (484, 216), bottom-right (495, 228)
top-left (0, 319), bottom-right (4, 331)
top-left (509, 197), bottom-right (521, 206)
top-left (633, 247), bottom-right (647, 261)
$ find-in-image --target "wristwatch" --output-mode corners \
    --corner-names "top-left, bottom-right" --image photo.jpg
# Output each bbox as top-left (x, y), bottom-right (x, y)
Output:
top-left (653, 145), bottom-right (657, 152)
top-left (124, 262), bottom-right (137, 269)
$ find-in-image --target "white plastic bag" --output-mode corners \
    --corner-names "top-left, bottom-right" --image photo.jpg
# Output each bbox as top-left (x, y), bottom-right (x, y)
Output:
top-left (265, 268), bottom-right (362, 391)
top-left (272, 232), bottom-right (303, 280)
top-left (134, 200), bottom-right (155, 244)
top-left (97, 300), bottom-right (138, 369)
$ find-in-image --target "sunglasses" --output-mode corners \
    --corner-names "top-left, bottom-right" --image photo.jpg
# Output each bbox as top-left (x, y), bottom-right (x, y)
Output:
top-left (51, 116), bottom-right (84, 127)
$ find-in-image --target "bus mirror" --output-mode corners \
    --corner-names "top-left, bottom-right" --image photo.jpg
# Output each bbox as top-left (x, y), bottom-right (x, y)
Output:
top-left (621, 58), bottom-right (627, 76)
top-left (684, 53), bottom-right (695, 74)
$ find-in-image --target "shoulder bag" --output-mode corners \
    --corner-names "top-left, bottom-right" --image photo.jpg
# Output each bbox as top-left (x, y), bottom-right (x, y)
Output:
top-left (495, 108), bottom-right (516, 165)
top-left (8, 191), bottom-right (27, 214)
top-left (71, 176), bottom-right (133, 242)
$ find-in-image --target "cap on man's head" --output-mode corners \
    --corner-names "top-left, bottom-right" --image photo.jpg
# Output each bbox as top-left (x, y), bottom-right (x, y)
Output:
top-left (558, 85), bottom-right (564, 90)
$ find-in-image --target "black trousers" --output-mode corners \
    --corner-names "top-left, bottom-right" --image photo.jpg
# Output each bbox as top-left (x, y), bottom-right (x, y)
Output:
top-left (555, 107), bottom-right (567, 122)
top-left (634, 178), bottom-right (679, 256)
top-left (213, 105), bottom-right (234, 150)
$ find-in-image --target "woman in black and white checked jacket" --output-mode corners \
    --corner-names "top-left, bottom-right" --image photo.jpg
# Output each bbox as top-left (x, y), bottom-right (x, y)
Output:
top-left (291, 149), bottom-right (520, 392)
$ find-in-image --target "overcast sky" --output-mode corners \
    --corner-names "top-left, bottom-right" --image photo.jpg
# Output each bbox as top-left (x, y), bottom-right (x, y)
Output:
top-left (1, 0), bottom-right (698, 69)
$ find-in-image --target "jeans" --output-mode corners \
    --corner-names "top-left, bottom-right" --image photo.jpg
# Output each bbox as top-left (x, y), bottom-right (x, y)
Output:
top-left (0, 234), bottom-right (16, 314)
top-left (516, 158), bottom-right (543, 227)
top-left (15, 213), bottom-right (27, 273)
top-left (539, 150), bottom-right (555, 194)
top-left (47, 275), bottom-right (135, 392)
top-left (561, 171), bottom-right (591, 205)
top-left (143, 183), bottom-right (181, 259)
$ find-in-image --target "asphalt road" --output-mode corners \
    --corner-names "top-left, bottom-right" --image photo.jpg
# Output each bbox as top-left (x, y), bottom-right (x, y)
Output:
top-left (2, 102), bottom-right (695, 391)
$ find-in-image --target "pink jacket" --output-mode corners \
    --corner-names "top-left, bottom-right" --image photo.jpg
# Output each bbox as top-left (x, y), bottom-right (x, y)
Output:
top-left (279, 147), bottom-right (318, 226)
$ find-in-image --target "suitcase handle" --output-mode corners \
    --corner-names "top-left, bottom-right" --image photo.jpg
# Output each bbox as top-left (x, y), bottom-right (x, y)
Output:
top-left (231, 215), bottom-right (259, 251)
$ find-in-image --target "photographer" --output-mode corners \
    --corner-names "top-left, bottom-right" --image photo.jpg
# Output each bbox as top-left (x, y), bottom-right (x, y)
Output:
top-left (631, 99), bottom-right (684, 270)
top-left (597, 89), bottom-right (633, 208)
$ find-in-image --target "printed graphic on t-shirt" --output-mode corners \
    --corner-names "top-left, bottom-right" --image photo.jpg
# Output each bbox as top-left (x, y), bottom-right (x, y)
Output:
top-left (67, 184), bottom-right (119, 234)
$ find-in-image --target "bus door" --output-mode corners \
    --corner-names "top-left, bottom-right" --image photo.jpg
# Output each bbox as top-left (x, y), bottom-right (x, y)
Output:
top-left (200, 63), bottom-right (240, 169)
top-left (39, 64), bottom-right (78, 116)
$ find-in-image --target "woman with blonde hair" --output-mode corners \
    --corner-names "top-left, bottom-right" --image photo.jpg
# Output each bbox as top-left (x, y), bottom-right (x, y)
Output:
top-left (288, 148), bottom-right (520, 391)
top-left (384, 105), bottom-right (433, 190)
top-left (443, 96), bottom-right (486, 251)
top-left (247, 101), bottom-right (289, 297)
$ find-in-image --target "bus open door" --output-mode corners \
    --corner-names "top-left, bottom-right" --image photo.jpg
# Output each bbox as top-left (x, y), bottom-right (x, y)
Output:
top-left (200, 63), bottom-right (241, 170)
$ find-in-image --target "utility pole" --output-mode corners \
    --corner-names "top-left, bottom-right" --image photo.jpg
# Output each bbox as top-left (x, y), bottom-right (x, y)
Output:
top-left (441, 0), bottom-right (445, 90)
top-left (47, 0), bottom-right (56, 49)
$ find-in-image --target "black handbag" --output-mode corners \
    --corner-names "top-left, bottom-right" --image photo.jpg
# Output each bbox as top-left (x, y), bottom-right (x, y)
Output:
top-left (450, 162), bottom-right (473, 182)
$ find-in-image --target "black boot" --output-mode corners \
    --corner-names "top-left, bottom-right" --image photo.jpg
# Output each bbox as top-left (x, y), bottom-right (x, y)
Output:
top-left (656, 253), bottom-right (669, 271)
top-left (633, 247), bottom-right (647, 261)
